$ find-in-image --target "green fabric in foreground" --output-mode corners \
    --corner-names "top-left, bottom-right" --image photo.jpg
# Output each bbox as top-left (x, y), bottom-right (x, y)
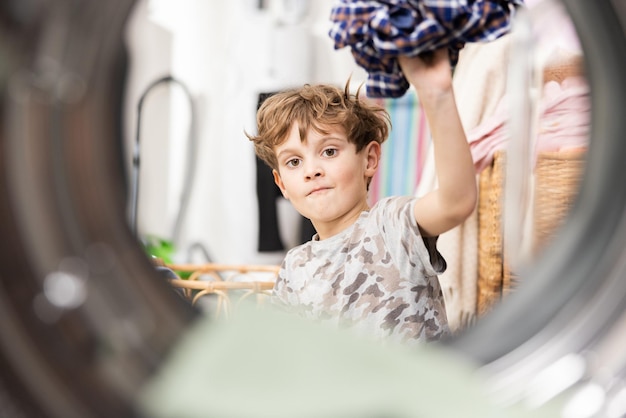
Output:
top-left (137, 302), bottom-right (558, 418)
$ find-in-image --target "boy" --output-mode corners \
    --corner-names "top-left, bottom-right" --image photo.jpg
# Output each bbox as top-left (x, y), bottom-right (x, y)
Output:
top-left (247, 48), bottom-right (477, 345)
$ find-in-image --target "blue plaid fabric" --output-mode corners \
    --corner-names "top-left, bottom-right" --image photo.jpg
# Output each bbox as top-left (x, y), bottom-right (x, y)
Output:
top-left (329, 0), bottom-right (524, 97)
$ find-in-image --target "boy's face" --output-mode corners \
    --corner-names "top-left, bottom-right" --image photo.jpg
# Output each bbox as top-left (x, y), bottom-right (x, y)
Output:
top-left (272, 123), bottom-right (380, 231)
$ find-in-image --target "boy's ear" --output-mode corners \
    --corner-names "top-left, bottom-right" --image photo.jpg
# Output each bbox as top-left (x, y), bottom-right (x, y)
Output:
top-left (272, 169), bottom-right (289, 200)
top-left (364, 141), bottom-right (381, 176)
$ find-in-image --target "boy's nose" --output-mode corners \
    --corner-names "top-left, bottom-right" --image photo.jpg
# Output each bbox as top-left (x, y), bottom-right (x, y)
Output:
top-left (304, 162), bottom-right (323, 180)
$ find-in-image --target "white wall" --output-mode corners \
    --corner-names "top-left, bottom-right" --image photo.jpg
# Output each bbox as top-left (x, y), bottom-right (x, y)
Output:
top-left (124, 0), bottom-right (366, 265)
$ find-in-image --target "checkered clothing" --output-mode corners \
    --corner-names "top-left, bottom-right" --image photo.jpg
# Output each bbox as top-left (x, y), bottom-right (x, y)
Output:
top-left (329, 0), bottom-right (524, 98)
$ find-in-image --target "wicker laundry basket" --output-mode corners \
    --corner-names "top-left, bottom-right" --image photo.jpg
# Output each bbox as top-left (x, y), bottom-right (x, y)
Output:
top-left (477, 150), bottom-right (506, 316)
top-left (160, 262), bottom-right (279, 318)
top-left (532, 148), bottom-right (587, 253)
top-left (476, 148), bottom-right (586, 317)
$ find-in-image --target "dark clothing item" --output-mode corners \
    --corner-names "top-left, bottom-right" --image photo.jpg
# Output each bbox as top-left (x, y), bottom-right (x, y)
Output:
top-left (256, 156), bottom-right (286, 251)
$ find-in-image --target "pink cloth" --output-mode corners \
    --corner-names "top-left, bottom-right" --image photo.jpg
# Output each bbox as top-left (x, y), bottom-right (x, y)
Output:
top-left (535, 76), bottom-right (590, 152)
top-left (469, 76), bottom-right (590, 173)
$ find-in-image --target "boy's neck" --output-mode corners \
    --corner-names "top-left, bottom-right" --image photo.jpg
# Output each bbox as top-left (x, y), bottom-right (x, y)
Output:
top-left (311, 202), bottom-right (370, 241)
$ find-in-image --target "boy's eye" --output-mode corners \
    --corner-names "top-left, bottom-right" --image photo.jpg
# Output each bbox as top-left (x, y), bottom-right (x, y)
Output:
top-left (323, 148), bottom-right (337, 157)
top-left (286, 158), bottom-right (301, 168)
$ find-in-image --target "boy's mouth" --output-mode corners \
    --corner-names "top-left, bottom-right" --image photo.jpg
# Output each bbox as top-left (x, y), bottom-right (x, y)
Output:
top-left (307, 187), bottom-right (331, 196)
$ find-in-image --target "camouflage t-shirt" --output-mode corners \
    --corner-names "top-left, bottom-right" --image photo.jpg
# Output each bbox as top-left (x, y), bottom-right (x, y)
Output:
top-left (272, 196), bottom-right (449, 345)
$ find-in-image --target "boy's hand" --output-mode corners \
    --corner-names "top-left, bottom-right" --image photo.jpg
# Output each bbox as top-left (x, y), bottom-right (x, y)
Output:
top-left (398, 48), bottom-right (453, 96)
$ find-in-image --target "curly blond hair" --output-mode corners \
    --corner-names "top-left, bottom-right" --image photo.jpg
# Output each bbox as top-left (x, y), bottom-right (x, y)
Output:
top-left (247, 80), bottom-right (391, 171)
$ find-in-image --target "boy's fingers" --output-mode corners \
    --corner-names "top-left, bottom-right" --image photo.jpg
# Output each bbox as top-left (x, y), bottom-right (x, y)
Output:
top-left (419, 50), bottom-right (435, 65)
top-left (400, 47), bottom-right (448, 70)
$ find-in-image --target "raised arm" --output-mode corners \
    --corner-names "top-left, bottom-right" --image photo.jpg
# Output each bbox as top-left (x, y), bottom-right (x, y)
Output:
top-left (399, 48), bottom-right (477, 237)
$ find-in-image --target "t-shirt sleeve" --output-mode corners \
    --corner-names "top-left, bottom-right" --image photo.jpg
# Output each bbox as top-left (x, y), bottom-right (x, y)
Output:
top-left (377, 196), bottom-right (447, 277)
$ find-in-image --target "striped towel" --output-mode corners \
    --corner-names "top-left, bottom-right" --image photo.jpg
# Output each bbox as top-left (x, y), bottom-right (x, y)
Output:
top-left (368, 89), bottom-right (431, 205)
